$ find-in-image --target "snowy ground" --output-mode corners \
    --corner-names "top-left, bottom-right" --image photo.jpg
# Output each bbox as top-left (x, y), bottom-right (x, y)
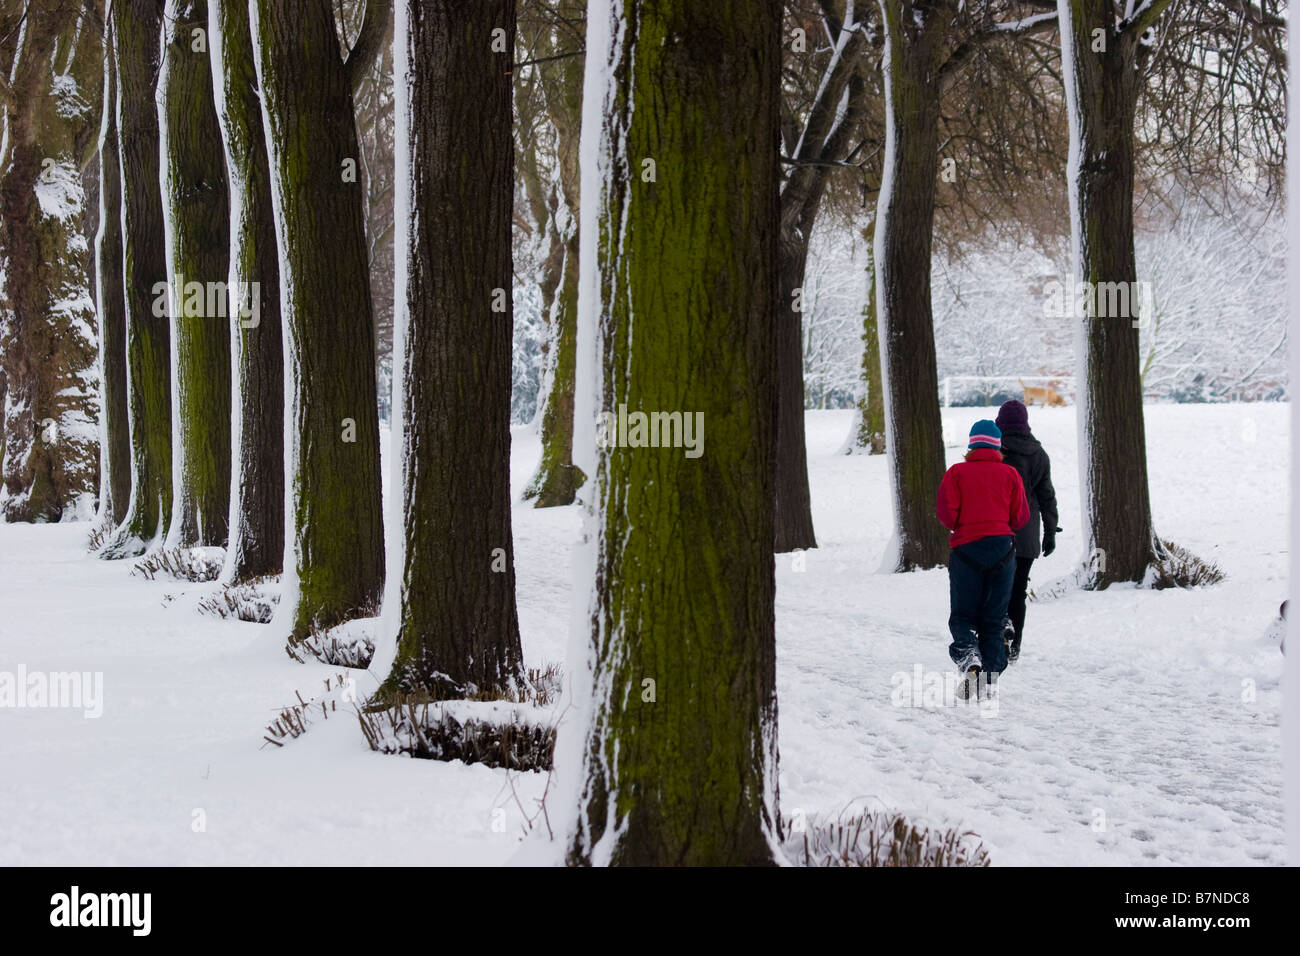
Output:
top-left (0, 403), bottom-right (1287, 865)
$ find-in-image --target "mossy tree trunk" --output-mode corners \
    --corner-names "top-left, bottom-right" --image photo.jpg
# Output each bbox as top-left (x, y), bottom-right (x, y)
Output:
top-left (159, 0), bottom-right (230, 549)
top-left (102, 0), bottom-right (172, 557)
top-left (567, 0), bottom-right (782, 866)
top-left (94, 17), bottom-right (132, 531)
top-left (873, 0), bottom-right (953, 571)
top-left (845, 219), bottom-right (886, 455)
top-left (0, 0), bottom-right (100, 523)
top-left (1059, 0), bottom-right (1172, 586)
top-left (522, 0), bottom-right (585, 508)
top-left (384, 0), bottom-right (524, 698)
top-left (209, 0), bottom-right (283, 582)
top-left (250, 0), bottom-right (387, 639)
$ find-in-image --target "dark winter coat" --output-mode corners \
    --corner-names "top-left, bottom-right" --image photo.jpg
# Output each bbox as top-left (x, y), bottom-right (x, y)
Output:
top-left (998, 430), bottom-right (1058, 559)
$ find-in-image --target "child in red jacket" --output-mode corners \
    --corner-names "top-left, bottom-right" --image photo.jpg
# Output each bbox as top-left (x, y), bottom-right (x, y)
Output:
top-left (936, 420), bottom-right (1030, 696)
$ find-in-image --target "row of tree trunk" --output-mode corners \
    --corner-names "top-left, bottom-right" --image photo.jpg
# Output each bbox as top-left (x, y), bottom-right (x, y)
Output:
top-left (1, 0), bottom-right (1214, 864)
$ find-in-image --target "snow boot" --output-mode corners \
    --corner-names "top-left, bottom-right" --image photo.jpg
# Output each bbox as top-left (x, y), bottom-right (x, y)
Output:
top-left (1003, 617), bottom-right (1020, 665)
top-left (956, 665), bottom-right (982, 701)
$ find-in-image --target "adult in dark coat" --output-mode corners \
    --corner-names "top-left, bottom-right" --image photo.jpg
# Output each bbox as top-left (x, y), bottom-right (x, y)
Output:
top-left (995, 400), bottom-right (1059, 663)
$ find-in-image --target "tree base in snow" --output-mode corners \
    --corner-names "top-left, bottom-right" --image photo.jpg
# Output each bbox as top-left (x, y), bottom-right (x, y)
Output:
top-left (1031, 538), bottom-right (1224, 598)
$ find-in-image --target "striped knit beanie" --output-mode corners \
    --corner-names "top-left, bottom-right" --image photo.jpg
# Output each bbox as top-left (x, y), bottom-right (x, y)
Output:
top-left (968, 419), bottom-right (1002, 451)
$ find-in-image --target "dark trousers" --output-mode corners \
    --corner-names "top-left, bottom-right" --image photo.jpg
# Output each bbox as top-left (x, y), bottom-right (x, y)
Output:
top-left (947, 535), bottom-right (1016, 675)
top-left (1006, 556), bottom-right (1034, 650)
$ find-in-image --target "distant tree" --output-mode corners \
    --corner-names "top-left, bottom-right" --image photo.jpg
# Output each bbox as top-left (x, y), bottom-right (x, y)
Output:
top-left (520, 0), bottom-right (586, 509)
top-left (159, 0), bottom-right (230, 549)
top-left (0, 1), bottom-right (101, 522)
top-left (382, 0), bottom-right (524, 699)
top-left (93, 12), bottom-right (131, 532)
top-left (773, 1), bottom-right (874, 550)
top-left (101, 0), bottom-right (172, 557)
top-left (249, 0), bottom-right (389, 639)
top-left (209, 0), bottom-right (283, 581)
top-left (1056, 0), bottom-right (1284, 586)
top-left (873, 0), bottom-right (1058, 571)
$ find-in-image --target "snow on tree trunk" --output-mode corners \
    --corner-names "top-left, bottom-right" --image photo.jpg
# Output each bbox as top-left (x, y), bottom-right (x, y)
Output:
top-left (209, 0), bottom-right (283, 582)
top-left (872, 0), bottom-right (952, 572)
top-left (101, 0), bottom-right (173, 558)
top-left (0, 3), bottom-right (100, 523)
top-left (563, 0), bottom-right (782, 866)
top-left (159, 0), bottom-right (231, 549)
top-left (94, 20), bottom-right (131, 531)
top-left (250, 0), bottom-right (385, 639)
top-left (1058, 0), bottom-right (1158, 587)
top-left (381, 0), bottom-right (524, 698)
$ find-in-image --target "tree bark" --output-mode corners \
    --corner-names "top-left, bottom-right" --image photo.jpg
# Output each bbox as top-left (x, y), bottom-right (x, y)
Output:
top-left (773, 233), bottom-right (817, 551)
top-left (0, 1), bottom-right (99, 523)
top-left (383, 0), bottom-right (524, 698)
top-left (846, 218), bottom-right (886, 455)
top-left (1059, 0), bottom-right (1157, 586)
top-left (250, 0), bottom-right (385, 639)
top-left (209, 0), bottom-right (283, 582)
top-left (567, 0), bottom-right (782, 866)
top-left (873, 0), bottom-right (953, 571)
top-left (102, 0), bottom-right (172, 557)
top-left (523, 227), bottom-right (583, 507)
top-left (94, 17), bottom-right (131, 531)
top-left (159, 0), bottom-right (230, 549)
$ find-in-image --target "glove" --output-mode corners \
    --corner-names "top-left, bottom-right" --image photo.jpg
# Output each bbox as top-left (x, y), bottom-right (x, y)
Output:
top-left (1042, 526), bottom-right (1061, 557)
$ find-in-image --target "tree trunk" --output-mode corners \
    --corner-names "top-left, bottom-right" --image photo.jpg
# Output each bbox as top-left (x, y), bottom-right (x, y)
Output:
top-left (94, 20), bottom-right (131, 531)
top-left (0, 1), bottom-right (99, 523)
top-left (844, 220), bottom-right (886, 455)
top-left (209, 0), bottom-right (284, 582)
top-left (250, 0), bottom-right (385, 639)
top-left (1059, 1), bottom-right (1155, 586)
top-left (873, 1), bottom-right (952, 571)
top-left (524, 226), bottom-right (583, 507)
top-left (773, 231), bottom-right (817, 551)
top-left (102, 0), bottom-right (172, 557)
top-left (159, 0), bottom-right (230, 549)
top-left (523, 0), bottom-right (585, 508)
top-left (567, 0), bottom-right (782, 866)
top-left (383, 0), bottom-right (524, 698)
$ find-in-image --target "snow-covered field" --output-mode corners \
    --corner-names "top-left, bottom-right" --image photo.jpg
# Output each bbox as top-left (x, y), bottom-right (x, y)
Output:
top-left (0, 403), bottom-right (1287, 865)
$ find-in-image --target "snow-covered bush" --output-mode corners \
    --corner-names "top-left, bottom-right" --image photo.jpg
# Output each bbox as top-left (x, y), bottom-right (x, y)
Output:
top-left (130, 547), bottom-right (224, 582)
top-left (261, 672), bottom-right (353, 748)
top-left (1147, 539), bottom-right (1226, 590)
top-left (357, 698), bottom-right (555, 771)
top-left (783, 807), bottom-right (991, 867)
top-left (196, 576), bottom-right (279, 624)
top-left (285, 617), bottom-right (377, 669)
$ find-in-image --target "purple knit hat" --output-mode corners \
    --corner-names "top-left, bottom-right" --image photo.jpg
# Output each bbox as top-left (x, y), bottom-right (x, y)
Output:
top-left (996, 399), bottom-right (1030, 433)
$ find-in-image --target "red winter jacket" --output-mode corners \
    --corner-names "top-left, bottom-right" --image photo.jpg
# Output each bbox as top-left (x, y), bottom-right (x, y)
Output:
top-left (935, 448), bottom-right (1031, 548)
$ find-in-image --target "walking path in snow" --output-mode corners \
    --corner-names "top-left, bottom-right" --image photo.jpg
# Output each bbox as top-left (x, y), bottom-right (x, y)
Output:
top-left (0, 404), bottom-right (1286, 865)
